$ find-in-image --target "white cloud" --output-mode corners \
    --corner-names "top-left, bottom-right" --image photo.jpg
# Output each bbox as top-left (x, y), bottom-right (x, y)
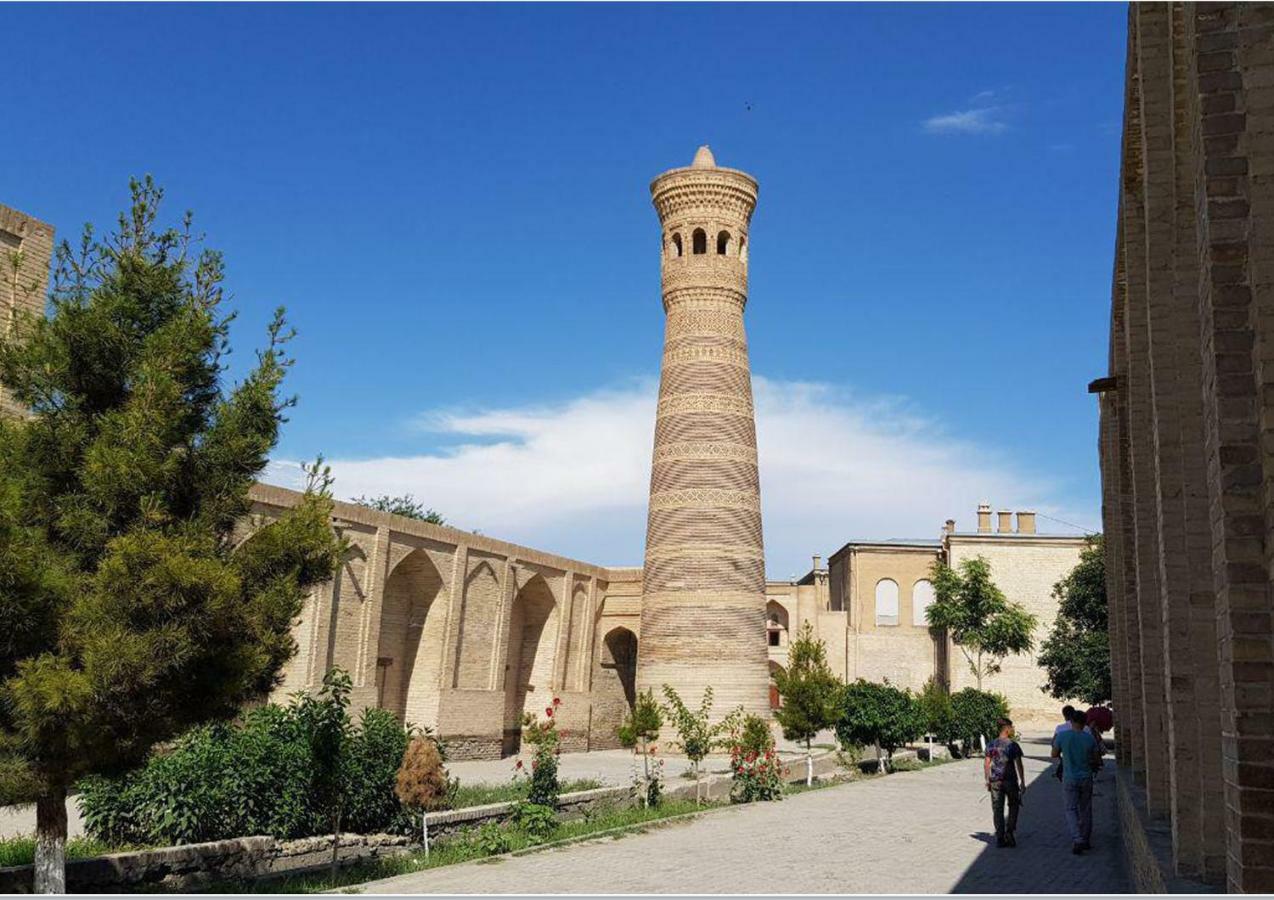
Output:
top-left (923, 107), bottom-right (1008, 135)
top-left (269, 376), bottom-right (1094, 577)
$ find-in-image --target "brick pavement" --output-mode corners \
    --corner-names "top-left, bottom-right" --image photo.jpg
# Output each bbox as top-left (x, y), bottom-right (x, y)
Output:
top-left (356, 733), bottom-right (1128, 894)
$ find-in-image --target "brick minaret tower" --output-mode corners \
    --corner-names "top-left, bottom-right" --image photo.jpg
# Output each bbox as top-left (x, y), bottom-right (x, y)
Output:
top-left (636, 146), bottom-right (769, 718)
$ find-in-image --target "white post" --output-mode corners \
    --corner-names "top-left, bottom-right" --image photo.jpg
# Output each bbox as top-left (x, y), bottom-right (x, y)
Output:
top-left (805, 749), bottom-right (813, 787)
top-left (422, 813), bottom-right (430, 859)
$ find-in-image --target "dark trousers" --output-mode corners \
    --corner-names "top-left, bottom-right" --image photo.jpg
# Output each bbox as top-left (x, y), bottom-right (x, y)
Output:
top-left (1064, 779), bottom-right (1094, 845)
top-left (991, 782), bottom-right (1020, 841)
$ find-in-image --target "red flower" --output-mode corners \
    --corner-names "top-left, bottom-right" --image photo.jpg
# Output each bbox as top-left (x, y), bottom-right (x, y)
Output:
top-left (552, 697), bottom-right (562, 707)
top-left (515, 759), bottom-right (524, 770)
top-left (531, 759), bottom-right (538, 769)
top-left (736, 766), bottom-right (744, 774)
top-left (649, 745), bottom-right (657, 755)
top-left (545, 706), bottom-right (554, 717)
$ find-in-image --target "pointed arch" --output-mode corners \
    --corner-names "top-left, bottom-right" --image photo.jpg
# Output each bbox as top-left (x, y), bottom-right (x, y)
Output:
top-left (692, 228), bottom-right (707, 255)
top-left (503, 573), bottom-right (558, 752)
top-left (452, 558), bottom-right (501, 689)
top-left (377, 548), bottom-right (446, 725)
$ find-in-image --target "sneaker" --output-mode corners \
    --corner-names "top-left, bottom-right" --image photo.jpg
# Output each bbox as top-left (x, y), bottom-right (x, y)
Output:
top-left (1079, 841), bottom-right (1091, 851)
top-left (1072, 844), bottom-right (1084, 855)
top-left (1006, 833), bottom-right (1017, 848)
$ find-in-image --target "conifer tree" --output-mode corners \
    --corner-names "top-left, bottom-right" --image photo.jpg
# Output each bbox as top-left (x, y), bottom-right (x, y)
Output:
top-left (773, 622), bottom-right (842, 785)
top-left (0, 178), bottom-right (342, 892)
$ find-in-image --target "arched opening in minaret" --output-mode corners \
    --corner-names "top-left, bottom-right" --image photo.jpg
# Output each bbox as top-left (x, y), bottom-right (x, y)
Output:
top-left (739, 237), bottom-right (747, 262)
top-left (669, 232), bottom-right (682, 258)
top-left (717, 230), bottom-right (731, 255)
top-left (692, 228), bottom-right (707, 255)
top-left (503, 573), bottom-right (558, 754)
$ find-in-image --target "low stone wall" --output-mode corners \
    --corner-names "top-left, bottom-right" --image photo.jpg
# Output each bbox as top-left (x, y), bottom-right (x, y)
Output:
top-left (424, 786), bottom-right (630, 840)
top-left (0, 833), bottom-right (418, 892)
top-left (1114, 766), bottom-right (1219, 894)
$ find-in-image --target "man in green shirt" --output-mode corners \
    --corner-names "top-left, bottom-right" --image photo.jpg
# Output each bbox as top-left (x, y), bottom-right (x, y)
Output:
top-left (1051, 709), bottom-right (1102, 854)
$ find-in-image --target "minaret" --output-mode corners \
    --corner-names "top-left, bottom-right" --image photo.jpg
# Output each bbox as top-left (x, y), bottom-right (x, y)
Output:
top-left (636, 146), bottom-right (769, 718)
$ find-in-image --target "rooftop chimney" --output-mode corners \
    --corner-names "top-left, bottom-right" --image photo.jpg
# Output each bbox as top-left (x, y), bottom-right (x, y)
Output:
top-left (944, 518), bottom-right (956, 535)
top-left (977, 503), bottom-right (992, 534)
top-left (812, 554), bottom-right (823, 572)
top-left (997, 510), bottom-right (1013, 533)
top-left (1017, 511), bottom-right (1037, 535)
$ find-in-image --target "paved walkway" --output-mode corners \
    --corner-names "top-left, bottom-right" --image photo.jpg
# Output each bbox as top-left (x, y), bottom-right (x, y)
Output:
top-left (357, 733), bottom-right (1128, 894)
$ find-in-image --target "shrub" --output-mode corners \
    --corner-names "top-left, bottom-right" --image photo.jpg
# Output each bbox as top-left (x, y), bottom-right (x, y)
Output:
top-left (509, 801), bottom-right (557, 840)
top-left (917, 678), bottom-right (956, 744)
top-left (518, 698), bottom-right (562, 808)
top-left (474, 822), bottom-right (512, 855)
top-left (618, 689), bottom-right (663, 807)
top-left (77, 683), bottom-right (414, 847)
top-left (729, 743), bottom-right (784, 803)
top-left (732, 713), bottom-right (776, 758)
top-left (950, 688), bottom-right (1010, 754)
top-left (835, 680), bottom-right (923, 771)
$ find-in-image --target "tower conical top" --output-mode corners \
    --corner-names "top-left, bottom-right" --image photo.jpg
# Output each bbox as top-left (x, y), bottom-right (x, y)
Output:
top-left (691, 145), bottom-right (716, 168)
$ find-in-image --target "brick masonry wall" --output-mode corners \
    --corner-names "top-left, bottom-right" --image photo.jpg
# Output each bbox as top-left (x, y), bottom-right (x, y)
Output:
top-left (0, 203), bottom-right (53, 418)
top-left (1100, 4), bottom-right (1274, 890)
top-left (947, 537), bottom-right (1086, 721)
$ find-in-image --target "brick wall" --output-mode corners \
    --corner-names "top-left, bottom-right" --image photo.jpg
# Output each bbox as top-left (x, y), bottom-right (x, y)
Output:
top-left (0, 203), bottom-right (54, 418)
top-left (1099, 4), bottom-right (1274, 889)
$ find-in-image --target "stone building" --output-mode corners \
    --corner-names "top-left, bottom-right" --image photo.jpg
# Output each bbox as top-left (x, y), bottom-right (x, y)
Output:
top-left (0, 203), bottom-right (54, 417)
top-left (771, 505), bottom-right (1085, 723)
top-left (1095, 3), bottom-right (1274, 891)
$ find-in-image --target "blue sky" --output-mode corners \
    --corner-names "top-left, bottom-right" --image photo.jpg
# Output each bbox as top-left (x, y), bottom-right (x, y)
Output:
top-left (2, 3), bottom-right (1126, 575)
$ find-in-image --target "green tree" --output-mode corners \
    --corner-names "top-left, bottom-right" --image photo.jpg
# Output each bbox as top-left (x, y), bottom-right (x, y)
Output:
top-left (351, 494), bottom-right (444, 525)
top-left (835, 680), bottom-right (923, 773)
top-left (926, 556), bottom-right (1037, 690)
top-left (773, 622), bottom-right (842, 786)
top-left (950, 688), bottom-right (1010, 754)
top-left (0, 179), bottom-right (342, 892)
top-left (661, 685), bottom-right (734, 805)
top-left (295, 669), bottom-right (352, 882)
top-left (917, 677), bottom-right (956, 746)
top-left (617, 688), bottom-right (663, 807)
top-left (1038, 535), bottom-right (1111, 705)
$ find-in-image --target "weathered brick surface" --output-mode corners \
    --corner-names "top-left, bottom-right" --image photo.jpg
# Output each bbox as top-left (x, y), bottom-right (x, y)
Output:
top-left (0, 203), bottom-right (54, 418)
top-left (1100, 4), bottom-right (1274, 889)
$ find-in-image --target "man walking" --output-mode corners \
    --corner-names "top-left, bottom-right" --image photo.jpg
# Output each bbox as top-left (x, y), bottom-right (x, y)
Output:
top-left (984, 717), bottom-right (1025, 848)
top-left (1052, 705), bottom-right (1075, 781)
top-left (1052, 708), bottom-right (1101, 854)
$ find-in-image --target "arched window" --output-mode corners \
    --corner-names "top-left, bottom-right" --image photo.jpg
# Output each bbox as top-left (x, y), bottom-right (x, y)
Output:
top-left (875, 578), bottom-right (899, 626)
top-left (912, 579), bottom-right (936, 627)
top-left (717, 230), bottom-right (731, 255)
top-left (692, 228), bottom-right (707, 255)
top-left (739, 237), bottom-right (747, 263)
top-left (670, 232), bottom-right (683, 258)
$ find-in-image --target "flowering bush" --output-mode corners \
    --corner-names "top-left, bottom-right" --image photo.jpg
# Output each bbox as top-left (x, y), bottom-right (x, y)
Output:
top-left (630, 745), bottom-right (665, 808)
top-left (517, 697), bottom-right (562, 808)
top-left (729, 743), bottom-right (784, 803)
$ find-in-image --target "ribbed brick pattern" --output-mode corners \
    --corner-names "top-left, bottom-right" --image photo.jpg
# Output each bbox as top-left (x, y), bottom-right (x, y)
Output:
top-left (637, 149), bottom-right (770, 718)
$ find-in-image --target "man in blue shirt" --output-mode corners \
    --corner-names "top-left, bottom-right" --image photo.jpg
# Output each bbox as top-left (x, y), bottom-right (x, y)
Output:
top-left (1051, 709), bottom-right (1102, 854)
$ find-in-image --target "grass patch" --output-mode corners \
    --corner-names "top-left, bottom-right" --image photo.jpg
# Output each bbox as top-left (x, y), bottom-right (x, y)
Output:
top-left (448, 778), bottom-right (603, 809)
top-left (205, 798), bottom-right (712, 894)
top-left (0, 834), bottom-right (141, 868)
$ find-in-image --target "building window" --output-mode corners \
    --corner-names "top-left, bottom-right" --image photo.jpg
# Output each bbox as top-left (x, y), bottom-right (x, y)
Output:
top-left (717, 230), bottom-right (731, 255)
top-left (692, 228), bottom-right (707, 255)
top-left (768, 629), bottom-right (780, 647)
top-left (875, 578), bottom-right (899, 626)
top-left (912, 579), bottom-right (936, 627)
top-left (670, 232), bottom-right (683, 257)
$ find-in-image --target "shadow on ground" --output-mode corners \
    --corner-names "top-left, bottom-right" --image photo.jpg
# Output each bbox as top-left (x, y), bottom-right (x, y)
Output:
top-left (951, 734), bottom-right (1128, 893)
